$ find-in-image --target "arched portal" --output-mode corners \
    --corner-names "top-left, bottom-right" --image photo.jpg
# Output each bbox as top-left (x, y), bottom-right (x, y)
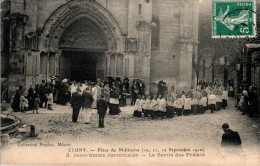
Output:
top-left (58, 18), bottom-right (108, 81)
top-left (39, 0), bottom-right (124, 81)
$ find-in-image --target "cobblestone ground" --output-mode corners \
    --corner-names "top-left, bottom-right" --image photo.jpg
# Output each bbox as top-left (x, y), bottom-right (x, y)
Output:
top-left (8, 99), bottom-right (260, 152)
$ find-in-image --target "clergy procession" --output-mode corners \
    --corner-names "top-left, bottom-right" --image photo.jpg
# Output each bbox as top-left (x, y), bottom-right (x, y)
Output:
top-left (10, 74), bottom-right (256, 128)
top-left (133, 80), bottom-right (229, 119)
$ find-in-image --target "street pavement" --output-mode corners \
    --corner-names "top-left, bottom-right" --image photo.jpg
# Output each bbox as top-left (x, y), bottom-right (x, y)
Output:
top-left (7, 99), bottom-right (260, 152)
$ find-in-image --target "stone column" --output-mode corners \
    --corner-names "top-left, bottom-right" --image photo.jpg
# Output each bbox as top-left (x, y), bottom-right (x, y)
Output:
top-left (178, 41), bottom-right (193, 89)
top-left (104, 51), bottom-right (111, 76)
top-left (55, 50), bottom-right (62, 76)
top-left (46, 52), bottom-right (50, 82)
top-left (178, 0), bottom-right (199, 89)
top-left (115, 52), bottom-right (118, 76)
top-left (136, 22), bottom-right (152, 95)
top-left (31, 51), bottom-right (41, 85)
top-left (192, 43), bottom-right (199, 88)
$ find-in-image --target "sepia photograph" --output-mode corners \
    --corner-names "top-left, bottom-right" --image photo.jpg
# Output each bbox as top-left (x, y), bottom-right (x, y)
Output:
top-left (0, 0), bottom-right (260, 165)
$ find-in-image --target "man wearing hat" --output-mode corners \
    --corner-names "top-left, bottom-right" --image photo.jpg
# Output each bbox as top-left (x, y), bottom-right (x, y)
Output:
top-left (70, 87), bottom-right (82, 123)
top-left (221, 123), bottom-right (242, 153)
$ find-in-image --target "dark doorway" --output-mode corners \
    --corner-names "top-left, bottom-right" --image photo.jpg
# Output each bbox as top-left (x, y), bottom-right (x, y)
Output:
top-left (59, 50), bottom-right (105, 82)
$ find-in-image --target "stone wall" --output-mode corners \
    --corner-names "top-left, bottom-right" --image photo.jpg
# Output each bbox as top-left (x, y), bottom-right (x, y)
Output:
top-left (6, 0), bottom-right (199, 96)
top-left (1, 0), bottom-right (10, 79)
top-left (150, 0), bottom-right (199, 94)
top-left (10, 0), bottom-right (128, 36)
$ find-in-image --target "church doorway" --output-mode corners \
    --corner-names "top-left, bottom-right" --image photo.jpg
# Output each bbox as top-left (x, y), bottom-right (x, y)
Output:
top-left (57, 18), bottom-right (108, 82)
top-left (39, 1), bottom-right (124, 84)
top-left (59, 50), bottom-right (105, 82)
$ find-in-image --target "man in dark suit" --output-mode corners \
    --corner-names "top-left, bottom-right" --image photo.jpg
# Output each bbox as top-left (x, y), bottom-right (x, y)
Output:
top-left (39, 80), bottom-right (47, 108)
top-left (97, 96), bottom-right (107, 128)
top-left (27, 85), bottom-right (35, 110)
top-left (70, 87), bottom-right (82, 123)
top-left (221, 123), bottom-right (242, 153)
top-left (81, 87), bottom-right (94, 124)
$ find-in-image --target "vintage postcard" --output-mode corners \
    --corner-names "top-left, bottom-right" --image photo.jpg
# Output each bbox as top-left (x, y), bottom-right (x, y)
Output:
top-left (1, 0), bottom-right (260, 165)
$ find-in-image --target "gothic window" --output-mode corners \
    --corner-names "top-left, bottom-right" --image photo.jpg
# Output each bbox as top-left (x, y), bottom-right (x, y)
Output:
top-left (110, 54), bottom-right (116, 75)
top-left (116, 54), bottom-right (124, 76)
top-left (40, 52), bottom-right (47, 74)
top-left (109, 54), bottom-right (124, 76)
top-left (56, 55), bottom-right (60, 75)
top-left (125, 38), bottom-right (137, 53)
top-left (125, 58), bottom-right (129, 76)
top-left (24, 0), bottom-right (26, 10)
top-left (49, 53), bottom-right (56, 75)
top-left (139, 4), bottom-right (142, 15)
top-left (26, 53), bottom-right (33, 75)
top-left (25, 34), bottom-right (38, 50)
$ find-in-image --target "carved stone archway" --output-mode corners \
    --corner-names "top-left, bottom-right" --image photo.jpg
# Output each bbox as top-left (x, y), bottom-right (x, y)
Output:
top-left (59, 18), bottom-right (108, 51)
top-left (39, 0), bottom-right (123, 52)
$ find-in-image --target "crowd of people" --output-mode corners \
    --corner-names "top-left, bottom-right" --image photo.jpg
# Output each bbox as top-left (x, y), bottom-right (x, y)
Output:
top-left (9, 76), bottom-right (259, 127)
top-left (9, 76), bottom-right (147, 126)
top-left (236, 85), bottom-right (258, 118)
top-left (11, 79), bottom-right (57, 113)
top-left (133, 80), bottom-right (229, 119)
top-left (10, 77), bottom-right (129, 111)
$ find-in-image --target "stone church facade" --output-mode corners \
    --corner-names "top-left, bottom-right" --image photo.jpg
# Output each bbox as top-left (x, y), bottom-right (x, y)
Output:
top-left (2, 0), bottom-right (199, 95)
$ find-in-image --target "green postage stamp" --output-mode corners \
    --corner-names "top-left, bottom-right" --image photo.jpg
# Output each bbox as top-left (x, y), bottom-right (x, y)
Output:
top-left (212, 0), bottom-right (256, 38)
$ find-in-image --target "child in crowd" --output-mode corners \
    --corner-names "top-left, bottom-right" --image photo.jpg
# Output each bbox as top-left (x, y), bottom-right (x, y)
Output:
top-left (192, 94), bottom-right (200, 115)
top-left (150, 95), bottom-right (159, 119)
top-left (240, 90), bottom-right (248, 115)
top-left (156, 94), bottom-right (162, 117)
top-left (33, 95), bottom-right (41, 114)
top-left (47, 92), bottom-right (53, 110)
top-left (158, 95), bottom-right (167, 119)
top-left (141, 95), bottom-right (146, 113)
top-left (216, 92), bottom-right (222, 111)
top-left (24, 96), bottom-right (29, 111)
top-left (208, 92), bottom-right (216, 113)
top-left (175, 94), bottom-right (184, 116)
top-left (143, 96), bottom-right (151, 117)
top-left (222, 88), bottom-right (228, 109)
top-left (183, 94), bottom-right (192, 116)
top-left (200, 95), bottom-right (207, 114)
top-left (238, 91), bottom-right (245, 110)
top-left (181, 91), bottom-right (186, 110)
top-left (166, 92), bottom-right (175, 118)
top-left (133, 95), bottom-right (142, 117)
top-left (20, 92), bottom-right (26, 112)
